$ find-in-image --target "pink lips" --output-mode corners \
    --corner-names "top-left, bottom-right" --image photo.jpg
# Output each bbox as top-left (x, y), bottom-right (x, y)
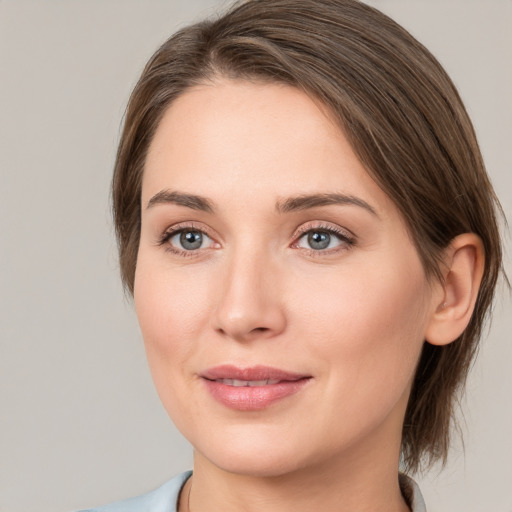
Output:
top-left (201, 365), bottom-right (311, 411)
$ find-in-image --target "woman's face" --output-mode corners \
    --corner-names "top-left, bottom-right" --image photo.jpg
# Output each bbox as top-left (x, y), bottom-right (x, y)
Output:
top-left (135, 80), bottom-right (438, 476)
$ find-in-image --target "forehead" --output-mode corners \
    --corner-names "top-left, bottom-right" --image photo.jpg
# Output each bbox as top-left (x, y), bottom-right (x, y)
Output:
top-left (143, 79), bottom-right (394, 218)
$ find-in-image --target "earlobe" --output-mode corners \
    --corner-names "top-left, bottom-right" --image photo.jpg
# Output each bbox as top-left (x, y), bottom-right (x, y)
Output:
top-left (425, 233), bottom-right (485, 346)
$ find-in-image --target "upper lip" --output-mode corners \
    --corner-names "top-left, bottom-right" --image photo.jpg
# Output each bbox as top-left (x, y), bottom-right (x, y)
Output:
top-left (201, 365), bottom-right (310, 382)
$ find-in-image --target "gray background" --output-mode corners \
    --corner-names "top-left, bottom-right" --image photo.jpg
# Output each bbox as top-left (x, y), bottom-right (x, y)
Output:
top-left (0, 1), bottom-right (510, 511)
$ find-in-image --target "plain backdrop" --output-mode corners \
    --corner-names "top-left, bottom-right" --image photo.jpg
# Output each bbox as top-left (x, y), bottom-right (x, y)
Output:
top-left (0, 1), bottom-right (511, 511)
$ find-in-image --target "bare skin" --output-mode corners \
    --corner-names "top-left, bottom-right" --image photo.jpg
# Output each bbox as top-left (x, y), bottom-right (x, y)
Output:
top-left (135, 79), bottom-right (484, 512)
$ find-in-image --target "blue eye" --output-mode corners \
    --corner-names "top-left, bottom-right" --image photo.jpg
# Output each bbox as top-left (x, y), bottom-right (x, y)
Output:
top-left (296, 228), bottom-right (353, 251)
top-left (178, 230), bottom-right (203, 250)
top-left (167, 229), bottom-right (214, 251)
top-left (306, 231), bottom-right (332, 250)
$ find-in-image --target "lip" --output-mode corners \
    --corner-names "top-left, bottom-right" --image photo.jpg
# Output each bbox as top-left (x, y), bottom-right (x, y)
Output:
top-left (200, 365), bottom-right (312, 411)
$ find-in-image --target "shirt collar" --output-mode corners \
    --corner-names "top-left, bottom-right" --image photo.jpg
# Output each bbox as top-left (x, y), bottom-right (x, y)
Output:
top-left (399, 473), bottom-right (427, 512)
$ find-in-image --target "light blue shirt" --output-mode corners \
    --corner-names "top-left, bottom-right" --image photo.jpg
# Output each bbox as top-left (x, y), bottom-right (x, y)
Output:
top-left (77, 471), bottom-right (426, 512)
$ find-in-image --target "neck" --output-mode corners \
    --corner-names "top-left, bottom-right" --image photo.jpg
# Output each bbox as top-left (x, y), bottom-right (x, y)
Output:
top-left (182, 444), bottom-right (410, 512)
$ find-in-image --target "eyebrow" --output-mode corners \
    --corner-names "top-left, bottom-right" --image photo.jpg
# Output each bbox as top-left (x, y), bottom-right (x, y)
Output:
top-left (146, 190), bottom-right (378, 217)
top-left (146, 190), bottom-right (214, 213)
top-left (276, 193), bottom-right (379, 217)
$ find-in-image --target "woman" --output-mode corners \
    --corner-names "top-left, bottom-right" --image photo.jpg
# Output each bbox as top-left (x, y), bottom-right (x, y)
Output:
top-left (80, 0), bottom-right (504, 510)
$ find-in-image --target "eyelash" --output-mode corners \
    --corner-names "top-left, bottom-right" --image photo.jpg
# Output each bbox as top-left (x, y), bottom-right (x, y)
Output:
top-left (292, 223), bottom-right (356, 256)
top-left (157, 222), bottom-right (356, 257)
top-left (157, 222), bottom-right (218, 258)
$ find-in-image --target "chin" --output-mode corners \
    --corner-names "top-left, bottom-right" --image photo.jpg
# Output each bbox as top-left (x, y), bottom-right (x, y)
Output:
top-left (191, 421), bottom-right (346, 479)
top-left (203, 449), bottom-right (305, 478)
top-left (188, 424), bottom-right (313, 478)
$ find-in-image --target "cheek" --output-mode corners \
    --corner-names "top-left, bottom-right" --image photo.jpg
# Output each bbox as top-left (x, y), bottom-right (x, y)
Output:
top-left (135, 251), bottom-right (210, 342)
top-left (296, 253), bottom-right (430, 412)
top-left (133, 253), bottom-right (212, 402)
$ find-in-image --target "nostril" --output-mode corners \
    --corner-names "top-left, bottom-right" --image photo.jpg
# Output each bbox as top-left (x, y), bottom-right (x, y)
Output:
top-left (213, 299), bottom-right (287, 341)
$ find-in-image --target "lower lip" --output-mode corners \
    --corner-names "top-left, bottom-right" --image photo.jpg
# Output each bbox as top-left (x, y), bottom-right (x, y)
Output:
top-left (203, 378), bottom-right (311, 411)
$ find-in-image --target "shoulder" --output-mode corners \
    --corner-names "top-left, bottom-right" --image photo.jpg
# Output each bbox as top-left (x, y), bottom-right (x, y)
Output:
top-left (75, 471), bottom-right (192, 512)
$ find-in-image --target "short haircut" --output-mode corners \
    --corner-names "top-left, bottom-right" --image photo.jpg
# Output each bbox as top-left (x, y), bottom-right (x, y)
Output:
top-left (112, 0), bottom-right (504, 473)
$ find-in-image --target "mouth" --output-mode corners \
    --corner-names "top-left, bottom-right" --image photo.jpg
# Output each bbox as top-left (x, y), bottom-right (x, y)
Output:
top-left (201, 364), bottom-right (309, 382)
top-left (200, 365), bottom-right (312, 411)
top-left (209, 378), bottom-right (282, 387)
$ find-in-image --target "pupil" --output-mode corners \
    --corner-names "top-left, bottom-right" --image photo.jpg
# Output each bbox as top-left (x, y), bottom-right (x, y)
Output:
top-left (180, 231), bottom-right (203, 250)
top-left (308, 231), bottom-right (330, 250)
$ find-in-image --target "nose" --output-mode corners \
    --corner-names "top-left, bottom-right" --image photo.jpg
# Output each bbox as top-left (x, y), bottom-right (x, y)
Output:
top-left (213, 249), bottom-right (287, 342)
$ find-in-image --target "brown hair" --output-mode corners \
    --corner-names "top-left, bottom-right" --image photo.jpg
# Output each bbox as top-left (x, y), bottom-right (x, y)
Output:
top-left (112, 0), bottom-right (504, 473)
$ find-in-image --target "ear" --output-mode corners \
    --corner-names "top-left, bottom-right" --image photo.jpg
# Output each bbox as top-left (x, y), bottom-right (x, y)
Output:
top-left (425, 233), bottom-right (485, 346)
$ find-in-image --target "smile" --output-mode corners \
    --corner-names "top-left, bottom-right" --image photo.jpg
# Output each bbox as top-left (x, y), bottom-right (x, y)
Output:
top-left (201, 365), bottom-right (312, 411)
top-left (213, 379), bottom-right (281, 387)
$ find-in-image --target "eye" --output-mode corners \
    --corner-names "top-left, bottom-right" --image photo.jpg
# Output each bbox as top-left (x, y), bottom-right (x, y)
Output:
top-left (297, 230), bottom-right (341, 250)
top-left (158, 224), bottom-right (218, 255)
top-left (171, 230), bottom-right (208, 251)
top-left (302, 231), bottom-right (334, 250)
top-left (293, 225), bottom-right (355, 253)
